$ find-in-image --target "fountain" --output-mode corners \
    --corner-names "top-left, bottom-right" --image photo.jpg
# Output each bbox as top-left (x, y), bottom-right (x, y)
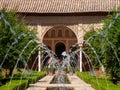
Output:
top-left (47, 67), bottom-right (73, 90)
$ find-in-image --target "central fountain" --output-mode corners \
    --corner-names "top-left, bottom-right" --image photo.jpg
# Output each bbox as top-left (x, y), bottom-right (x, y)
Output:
top-left (47, 68), bottom-right (73, 90)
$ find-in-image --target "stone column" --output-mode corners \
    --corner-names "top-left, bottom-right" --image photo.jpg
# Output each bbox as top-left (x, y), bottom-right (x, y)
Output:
top-left (79, 43), bottom-right (83, 72)
top-left (38, 49), bottom-right (41, 71)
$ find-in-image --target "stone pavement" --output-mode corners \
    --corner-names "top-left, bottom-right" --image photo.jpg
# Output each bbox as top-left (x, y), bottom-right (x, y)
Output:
top-left (26, 74), bottom-right (94, 90)
top-left (26, 75), bottom-right (55, 90)
top-left (68, 74), bottom-right (94, 90)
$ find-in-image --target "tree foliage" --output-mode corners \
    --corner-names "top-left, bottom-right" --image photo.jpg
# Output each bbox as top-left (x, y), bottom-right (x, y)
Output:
top-left (0, 9), bottom-right (38, 76)
top-left (84, 11), bottom-right (120, 82)
top-left (103, 12), bottom-right (120, 81)
top-left (84, 29), bottom-right (104, 68)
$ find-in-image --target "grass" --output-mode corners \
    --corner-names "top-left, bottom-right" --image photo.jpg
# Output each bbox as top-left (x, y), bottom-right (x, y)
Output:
top-left (76, 72), bottom-right (120, 90)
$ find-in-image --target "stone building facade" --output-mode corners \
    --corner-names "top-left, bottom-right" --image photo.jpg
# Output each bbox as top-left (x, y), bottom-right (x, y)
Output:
top-left (24, 15), bottom-right (104, 55)
top-left (1, 0), bottom-right (120, 54)
top-left (0, 0), bottom-right (120, 70)
top-left (1, 0), bottom-right (119, 56)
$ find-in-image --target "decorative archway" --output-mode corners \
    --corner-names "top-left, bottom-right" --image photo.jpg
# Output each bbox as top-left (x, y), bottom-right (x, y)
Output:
top-left (43, 26), bottom-right (77, 55)
top-left (41, 26), bottom-right (78, 41)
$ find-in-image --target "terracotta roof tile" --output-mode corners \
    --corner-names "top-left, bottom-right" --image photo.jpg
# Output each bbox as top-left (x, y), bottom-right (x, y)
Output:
top-left (0, 0), bottom-right (120, 13)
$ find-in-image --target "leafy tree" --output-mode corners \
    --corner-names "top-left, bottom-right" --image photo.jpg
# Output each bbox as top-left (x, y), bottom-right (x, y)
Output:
top-left (0, 9), bottom-right (38, 76)
top-left (84, 29), bottom-right (104, 69)
top-left (84, 11), bottom-right (120, 83)
top-left (102, 12), bottom-right (120, 82)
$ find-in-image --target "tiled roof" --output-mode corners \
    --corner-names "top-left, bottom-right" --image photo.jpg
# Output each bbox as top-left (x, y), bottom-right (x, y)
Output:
top-left (0, 0), bottom-right (120, 13)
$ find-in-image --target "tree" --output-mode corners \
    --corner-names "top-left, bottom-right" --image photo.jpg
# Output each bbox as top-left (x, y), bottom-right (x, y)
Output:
top-left (84, 11), bottom-right (120, 83)
top-left (102, 12), bottom-right (120, 83)
top-left (0, 8), bottom-right (38, 76)
top-left (84, 29), bottom-right (104, 69)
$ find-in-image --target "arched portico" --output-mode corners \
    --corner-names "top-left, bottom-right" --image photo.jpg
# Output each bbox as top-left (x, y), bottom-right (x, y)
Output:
top-left (43, 26), bottom-right (78, 55)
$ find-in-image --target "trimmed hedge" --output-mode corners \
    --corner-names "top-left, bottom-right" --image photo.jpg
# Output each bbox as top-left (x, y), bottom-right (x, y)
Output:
top-left (0, 80), bottom-right (28, 90)
top-left (76, 72), bottom-right (120, 90)
top-left (28, 71), bottom-right (46, 84)
top-left (0, 71), bottom-right (46, 90)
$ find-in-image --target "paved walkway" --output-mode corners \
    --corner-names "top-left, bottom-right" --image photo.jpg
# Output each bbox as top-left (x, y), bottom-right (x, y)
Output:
top-left (26, 75), bottom-right (55, 90)
top-left (68, 74), bottom-right (94, 90)
top-left (26, 74), bottom-right (94, 90)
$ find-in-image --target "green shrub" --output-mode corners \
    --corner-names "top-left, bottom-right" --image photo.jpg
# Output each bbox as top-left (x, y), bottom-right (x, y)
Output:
top-left (25, 71), bottom-right (46, 84)
top-left (76, 72), bottom-right (120, 90)
top-left (0, 80), bottom-right (28, 90)
top-left (0, 71), bottom-right (46, 90)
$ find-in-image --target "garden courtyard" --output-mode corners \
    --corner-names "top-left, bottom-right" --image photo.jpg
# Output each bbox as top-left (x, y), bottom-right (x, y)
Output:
top-left (0, 9), bottom-right (120, 90)
top-left (0, 0), bottom-right (120, 90)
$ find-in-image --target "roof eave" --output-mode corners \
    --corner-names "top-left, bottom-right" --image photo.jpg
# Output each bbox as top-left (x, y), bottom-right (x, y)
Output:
top-left (17, 11), bottom-right (111, 16)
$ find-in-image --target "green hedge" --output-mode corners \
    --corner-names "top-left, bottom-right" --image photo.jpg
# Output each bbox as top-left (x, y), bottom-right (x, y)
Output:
top-left (0, 71), bottom-right (46, 90)
top-left (28, 71), bottom-right (46, 84)
top-left (0, 80), bottom-right (28, 90)
top-left (76, 72), bottom-right (120, 90)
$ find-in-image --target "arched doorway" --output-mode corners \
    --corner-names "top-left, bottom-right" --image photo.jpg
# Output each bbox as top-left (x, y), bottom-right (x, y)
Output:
top-left (55, 42), bottom-right (66, 58)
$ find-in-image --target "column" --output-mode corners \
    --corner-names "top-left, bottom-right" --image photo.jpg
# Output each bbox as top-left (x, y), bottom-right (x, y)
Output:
top-left (79, 43), bottom-right (83, 72)
top-left (38, 50), bottom-right (41, 71)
